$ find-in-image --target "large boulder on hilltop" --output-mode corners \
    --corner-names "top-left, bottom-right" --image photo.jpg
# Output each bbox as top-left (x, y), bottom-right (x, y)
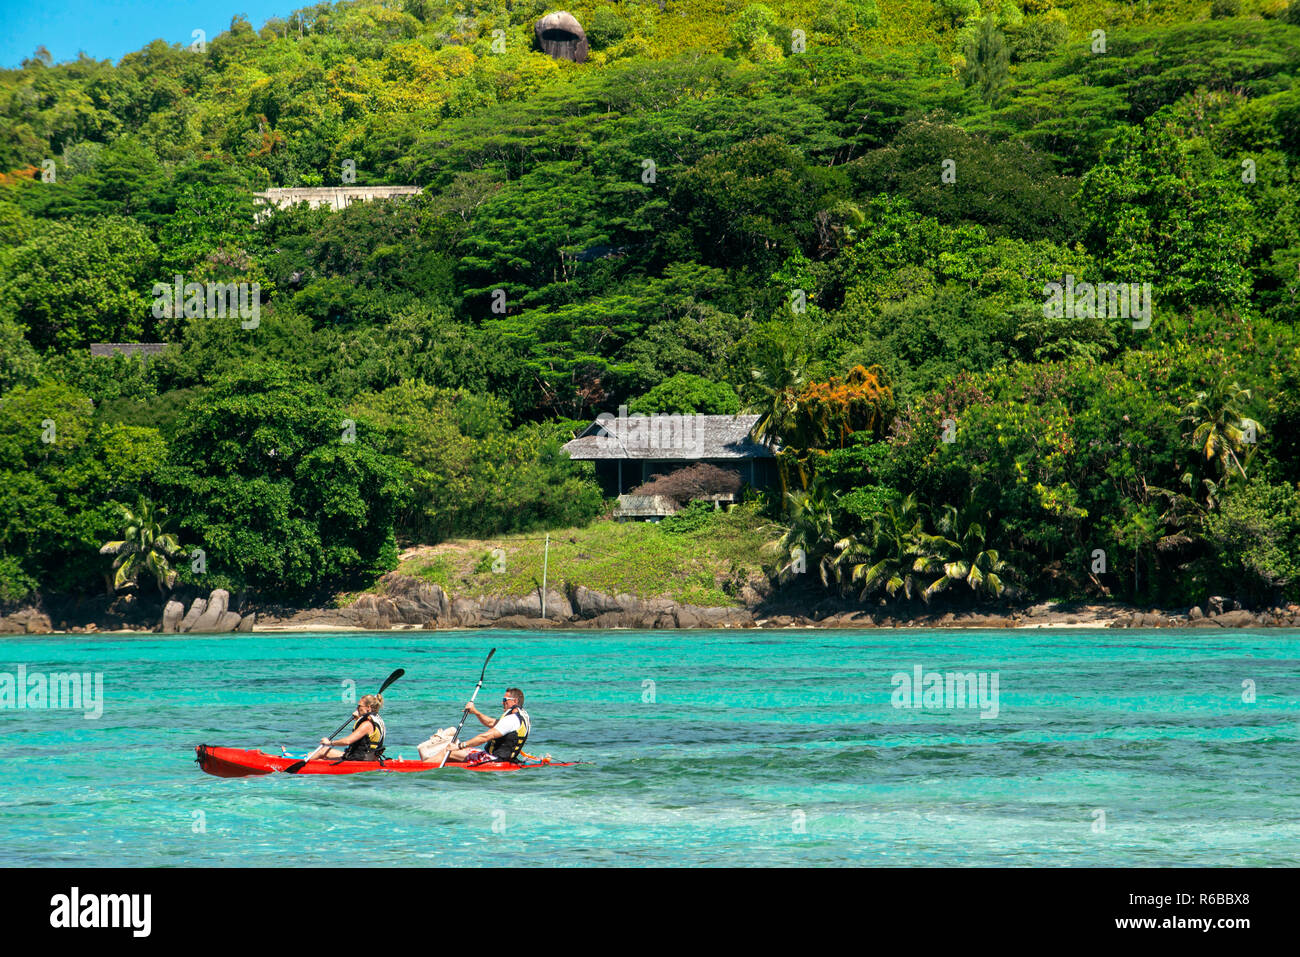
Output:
top-left (535, 11), bottom-right (588, 62)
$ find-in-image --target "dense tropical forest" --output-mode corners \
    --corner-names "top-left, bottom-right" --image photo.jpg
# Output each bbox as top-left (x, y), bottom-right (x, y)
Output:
top-left (1, 0), bottom-right (1298, 616)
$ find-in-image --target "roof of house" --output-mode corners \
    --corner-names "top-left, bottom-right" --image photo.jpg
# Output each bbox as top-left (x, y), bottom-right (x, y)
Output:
top-left (562, 413), bottom-right (774, 461)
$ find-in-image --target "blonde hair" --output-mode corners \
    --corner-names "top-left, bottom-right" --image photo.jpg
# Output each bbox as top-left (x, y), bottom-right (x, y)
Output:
top-left (359, 693), bottom-right (384, 712)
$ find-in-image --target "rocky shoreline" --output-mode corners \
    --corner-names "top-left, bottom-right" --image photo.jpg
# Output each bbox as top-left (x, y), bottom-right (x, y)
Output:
top-left (3, 573), bottom-right (1298, 635)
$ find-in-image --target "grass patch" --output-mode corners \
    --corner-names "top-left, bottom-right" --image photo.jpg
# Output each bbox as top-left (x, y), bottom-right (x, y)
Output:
top-left (394, 503), bottom-right (775, 607)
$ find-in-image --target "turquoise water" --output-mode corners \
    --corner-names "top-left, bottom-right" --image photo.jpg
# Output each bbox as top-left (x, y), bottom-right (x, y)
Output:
top-left (2, 629), bottom-right (1297, 867)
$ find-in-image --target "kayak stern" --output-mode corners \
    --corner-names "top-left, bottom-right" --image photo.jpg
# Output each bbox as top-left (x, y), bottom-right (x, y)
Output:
top-left (196, 744), bottom-right (275, 777)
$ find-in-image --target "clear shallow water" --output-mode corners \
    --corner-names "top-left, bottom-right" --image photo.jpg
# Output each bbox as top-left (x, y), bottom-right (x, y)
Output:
top-left (1, 629), bottom-right (1297, 867)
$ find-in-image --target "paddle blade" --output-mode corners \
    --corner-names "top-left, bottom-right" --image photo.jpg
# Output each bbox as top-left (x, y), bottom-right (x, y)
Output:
top-left (377, 668), bottom-right (405, 695)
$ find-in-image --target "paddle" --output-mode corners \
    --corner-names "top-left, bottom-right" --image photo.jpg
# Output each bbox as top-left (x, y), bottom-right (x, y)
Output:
top-left (438, 648), bottom-right (496, 768)
top-left (282, 668), bottom-right (405, 774)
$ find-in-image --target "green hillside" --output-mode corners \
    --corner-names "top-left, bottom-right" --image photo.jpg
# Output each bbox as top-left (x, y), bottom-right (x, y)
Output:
top-left (2, 0), bottom-right (1299, 615)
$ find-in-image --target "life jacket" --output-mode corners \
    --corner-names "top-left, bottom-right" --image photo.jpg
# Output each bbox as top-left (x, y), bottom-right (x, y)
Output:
top-left (342, 713), bottom-right (386, 761)
top-left (484, 706), bottom-right (530, 762)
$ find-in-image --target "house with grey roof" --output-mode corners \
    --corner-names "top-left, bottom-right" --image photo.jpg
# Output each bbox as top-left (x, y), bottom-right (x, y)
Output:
top-left (89, 343), bottom-right (170, 358)
top-left (562, 410), bottom-right (776, 505)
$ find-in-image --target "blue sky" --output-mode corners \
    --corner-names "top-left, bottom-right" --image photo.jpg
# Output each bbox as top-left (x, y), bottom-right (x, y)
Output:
top-left (0, 0), bottom-right (296, 69)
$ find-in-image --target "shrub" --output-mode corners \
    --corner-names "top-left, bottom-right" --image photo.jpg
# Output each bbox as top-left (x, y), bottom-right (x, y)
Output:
top-left (1202, 478), bottom-right (1300, 604)
top-left (0, 553), bottom-right (37, 603)
top-left (658, 500), bottom-right (717, 534)
top-left (586, 8), bottom-right (631, 48)
top-left (936, 0), bottom-right (981, 26)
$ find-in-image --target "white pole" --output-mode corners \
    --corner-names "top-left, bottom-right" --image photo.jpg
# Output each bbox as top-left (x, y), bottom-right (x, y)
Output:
top-left (541, 534), bottom-right (550, 620)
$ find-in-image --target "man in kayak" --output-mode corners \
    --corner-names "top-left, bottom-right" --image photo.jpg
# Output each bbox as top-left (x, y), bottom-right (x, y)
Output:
top-left (445, 687), bottom-right (530, 766)
top-left (301, 693), bottom-right (387, 763)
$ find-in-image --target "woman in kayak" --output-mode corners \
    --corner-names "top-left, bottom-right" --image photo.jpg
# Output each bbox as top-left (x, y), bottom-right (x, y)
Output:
top-left (302, 694), bottom-right (387, 763)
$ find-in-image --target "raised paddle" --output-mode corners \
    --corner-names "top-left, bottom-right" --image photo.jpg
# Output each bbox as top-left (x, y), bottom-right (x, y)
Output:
top-left (439, 648), bottom-right (496, 768)
top-left (282, 668), bottom-right (405, 774)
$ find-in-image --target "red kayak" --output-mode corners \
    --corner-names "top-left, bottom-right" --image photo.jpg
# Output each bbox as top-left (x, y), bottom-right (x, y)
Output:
top-left (196, 744), bottom-right (575, 778)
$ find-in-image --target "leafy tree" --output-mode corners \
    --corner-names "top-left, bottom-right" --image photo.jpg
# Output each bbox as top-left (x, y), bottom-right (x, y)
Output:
top-left (0, 318), bottom-right (40, 393)
top-left (0, 216), bottom-right (158, 350)
top-left (1007, 12), bottom-right (1068, 64)
top-left (1078, 122), bottom-right (1254, 313)
top-left (1202, 477), bottom-right (1300, 603)
top-left (586, 8), bottom-right (632, 49)
top-left (628, 373), bottom-right (740, 415)
top-left (786, 364), bottom-right (894, 450)
top-left (631, 463), bottom-right (744, 506)
top-left (346, 381), bottom-right (603, 542)
top-left (852, 121), bottom-right (1076, 241)
top-left (29, 137), bottom-right (172, 229)
top-left (157, 182), bottom-right (257, 275)
top-left (0, 383), bottom-right (165, 598)
top-left (162, 366), bottom-right (410, 595)
top-left (961, 18), bottom-right (1011, 106)
top-left (666, 136), bottom-right (825, 276)
top-left (730, 4), bottom-right (785, 61)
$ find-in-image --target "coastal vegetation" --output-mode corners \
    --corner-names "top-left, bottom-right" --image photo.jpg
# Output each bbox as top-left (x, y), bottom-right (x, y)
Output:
top-left (1, 0), bottom-right (1298, 618)
top-left (396, 501), bottom-right (771, 608)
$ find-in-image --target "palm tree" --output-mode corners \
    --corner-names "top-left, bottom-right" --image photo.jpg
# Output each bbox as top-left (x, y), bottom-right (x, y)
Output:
top-left (1180, 378), bottom-right (1263, 495)
top-left (742, 337), bottom-right (806, 507)
top-left (767, 482), bottom-right (840, 587)
top-left (744, 338), bottom-right (806, 448)
top-left (834, 494), bottom-right (939, 603)
top-left (99, 497), bottom-right (186, 596)
top-left (922, 502), bottom-right (1014, 602)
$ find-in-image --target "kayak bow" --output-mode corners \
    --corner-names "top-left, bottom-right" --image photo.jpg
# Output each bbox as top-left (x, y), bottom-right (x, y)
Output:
top-left (195, 744), bottom-right (574, 777)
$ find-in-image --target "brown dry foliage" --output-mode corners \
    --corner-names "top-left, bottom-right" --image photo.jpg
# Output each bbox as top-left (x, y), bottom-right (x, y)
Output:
top-left (630, 463), bottom-right (743, 504)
